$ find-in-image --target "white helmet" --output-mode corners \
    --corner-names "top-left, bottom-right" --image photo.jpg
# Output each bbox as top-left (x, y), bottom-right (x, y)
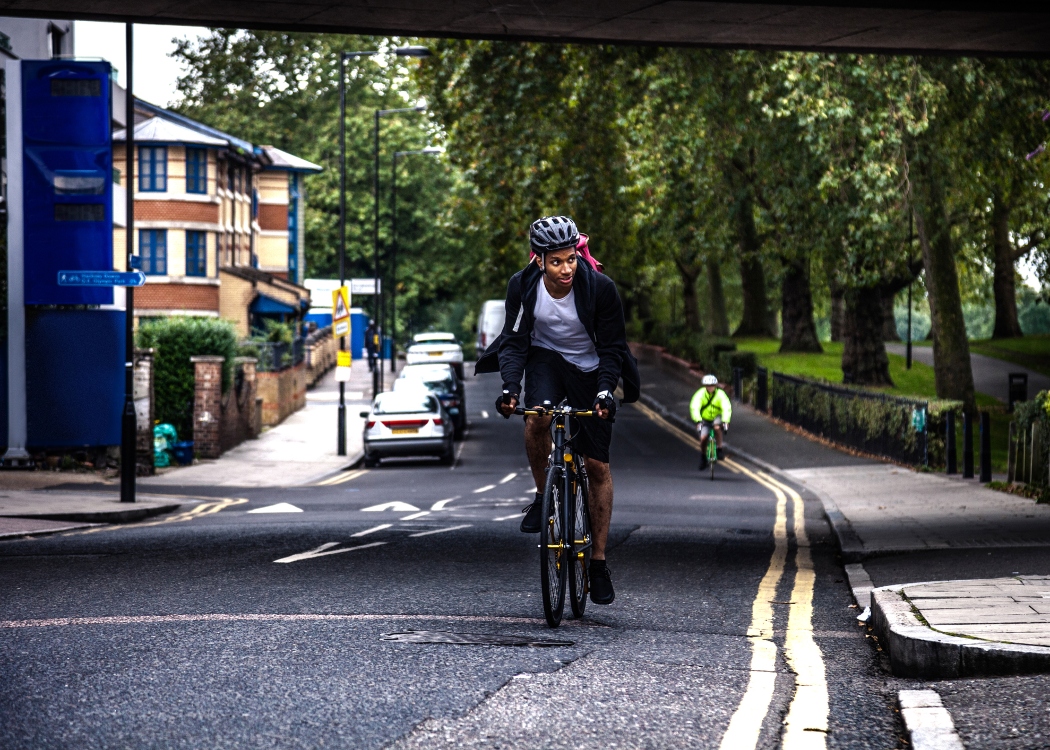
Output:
top-left (702, 374), bottom-right (718, 386)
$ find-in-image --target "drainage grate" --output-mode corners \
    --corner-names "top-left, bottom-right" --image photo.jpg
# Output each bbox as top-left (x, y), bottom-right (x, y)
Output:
top-left (380, 630), bottom-right (574, 647)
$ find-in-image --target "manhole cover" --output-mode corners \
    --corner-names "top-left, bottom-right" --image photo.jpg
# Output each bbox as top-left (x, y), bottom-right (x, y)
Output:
top-left (380, 630), bottom-right (574, 647)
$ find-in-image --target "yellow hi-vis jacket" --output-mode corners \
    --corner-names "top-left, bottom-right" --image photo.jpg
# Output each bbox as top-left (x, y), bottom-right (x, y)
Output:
top-left (689, 386), bottom-right (732, 424)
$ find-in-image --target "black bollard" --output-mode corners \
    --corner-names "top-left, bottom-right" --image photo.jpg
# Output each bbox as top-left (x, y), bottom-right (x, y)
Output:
top-left (979, 411), bottom-right (992, 482)
top-left (946, 410), bottom-right (957, 475)
top-left (732, 367), bottom-right (743, 403)
top-left (963, 411), bottom-right (974, 479)
top-left (756, 367), bottom-right (768, 412)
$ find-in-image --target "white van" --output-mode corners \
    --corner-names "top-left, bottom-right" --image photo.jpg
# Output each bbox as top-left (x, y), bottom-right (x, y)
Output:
top-left (476, 300), bottom-right (506, 355)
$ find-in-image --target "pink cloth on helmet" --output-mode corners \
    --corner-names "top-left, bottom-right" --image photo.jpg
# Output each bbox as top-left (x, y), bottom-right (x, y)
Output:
top-left (530, 233), bottom-right (603, 273)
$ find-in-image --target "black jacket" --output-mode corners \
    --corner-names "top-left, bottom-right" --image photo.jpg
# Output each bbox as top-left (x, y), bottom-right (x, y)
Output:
top-left (475, 261), bottom-right (641, 403)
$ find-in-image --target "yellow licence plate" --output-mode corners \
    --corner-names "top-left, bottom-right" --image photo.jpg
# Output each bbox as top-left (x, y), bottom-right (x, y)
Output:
top-left (392, 428), bottom-right (419, 435)
top-left (428, 351), bottom-right (444, 357)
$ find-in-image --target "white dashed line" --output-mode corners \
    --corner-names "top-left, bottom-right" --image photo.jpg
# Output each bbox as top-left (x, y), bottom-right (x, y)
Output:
top-left (400, 511), bottom-right (430, 521)
top-left (480, 410), bottom-right (489, 418)
top-left (498, 472), bottom-right (517, 484)
top-left (494, 514), bottom-right (521, 521)
top-left (351, 524), bottom-right (392, 537)
top-left (274, 542), bottom-right (386, 563)
top-left (409, 524), bottom-right (473, 537)
top-left (473, 484), bottom-right (497, 494)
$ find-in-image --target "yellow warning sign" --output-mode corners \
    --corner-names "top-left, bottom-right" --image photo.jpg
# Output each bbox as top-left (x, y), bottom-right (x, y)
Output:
top-left (337, 350), bottom-right (351, 368)
top-left (332, 286), bottom-right (351, 338)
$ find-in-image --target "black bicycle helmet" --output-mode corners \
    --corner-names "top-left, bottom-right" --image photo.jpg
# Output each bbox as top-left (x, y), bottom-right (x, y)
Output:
top-left (529, 216), bottom-right (579, 255)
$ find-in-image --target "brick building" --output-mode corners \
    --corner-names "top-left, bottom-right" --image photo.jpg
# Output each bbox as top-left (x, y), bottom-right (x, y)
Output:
top-left (113, 100), bottom-right (322, 336)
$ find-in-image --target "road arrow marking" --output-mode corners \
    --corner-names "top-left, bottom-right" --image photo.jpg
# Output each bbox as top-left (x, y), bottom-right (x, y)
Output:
top-left (362, 502), bottom-right (419, 512)
top-left (247, 503), bottom-right (303, 514)
top-left (400, 511), bottom-right (430, 520)
top-left (351, 524), bottom-right (392, 537)
top-left (274, 541), bottom-right (385, 563)
top-left (409, 524), bottom-right (472, 537)
top-left (430, 496), bottom-right (460, 511)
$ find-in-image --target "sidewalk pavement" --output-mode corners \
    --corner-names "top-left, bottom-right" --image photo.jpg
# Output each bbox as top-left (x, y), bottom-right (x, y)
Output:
top-left (886, 342), bottom-right (1050, 403)
top-left (0, 490), bottom-right (181, 539)
top-left (632, 343), bottom-right (1050, 677)
top-left (141, 361), bottom-right (383, 488)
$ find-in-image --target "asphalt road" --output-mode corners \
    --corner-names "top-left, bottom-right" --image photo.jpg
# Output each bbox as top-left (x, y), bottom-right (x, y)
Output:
top-left (1, 371), bottom-right (910, 749)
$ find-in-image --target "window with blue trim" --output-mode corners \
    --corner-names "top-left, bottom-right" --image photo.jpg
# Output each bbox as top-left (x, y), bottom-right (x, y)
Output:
top-left (138, 146), bottom-right (167, 192)
top-left (186, 231), bottom-right (207, 277)
top-left (186, 148), bottom-right (207, 194)
top-left (140, 229), bottom-right (167, 275)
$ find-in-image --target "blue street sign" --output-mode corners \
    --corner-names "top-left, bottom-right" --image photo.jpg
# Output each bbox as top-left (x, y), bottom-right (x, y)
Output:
top-left (57, 270), bottom-right (146, 287)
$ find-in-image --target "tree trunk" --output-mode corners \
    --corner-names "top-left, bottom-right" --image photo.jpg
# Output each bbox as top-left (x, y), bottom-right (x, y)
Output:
top-left (842, 285), bottom-right (893, 386)
top-left (779, 256), bottom-right (822, 353)
top-left (991, 189), bottom-right (1023, 339)
top-left (881, 290), bottom-right (901, 341)
top-left (676, 262), bottom-right (703, 334)
top-left (913, 148), bottom-right (976, 413)
top-left (729, 188), bottom-right (776, 337)
top-left (829, 284), bottom-right (844, 342)
top-left (706, 257), bottom-right (730, 337)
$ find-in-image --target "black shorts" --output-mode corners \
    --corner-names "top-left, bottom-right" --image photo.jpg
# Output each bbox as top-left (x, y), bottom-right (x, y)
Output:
top-left (523, 346), bottom-right (613, 463)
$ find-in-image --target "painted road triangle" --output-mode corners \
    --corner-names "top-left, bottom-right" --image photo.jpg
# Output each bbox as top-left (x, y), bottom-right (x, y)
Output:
top-left (247, 503), bottom-right (304, 514)
top-left (362, 502), bottom-right (419, 512)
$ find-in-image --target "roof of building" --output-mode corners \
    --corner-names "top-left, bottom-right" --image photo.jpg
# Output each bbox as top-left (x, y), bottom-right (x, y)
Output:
top-left (134, 99), bottom-right (255, 155)
top-left (259, 145), bottom-right (323, 174)
top-left (114, 116), bottom-right (228, 147)
top-left (221, 265), bottom-right (311, 299)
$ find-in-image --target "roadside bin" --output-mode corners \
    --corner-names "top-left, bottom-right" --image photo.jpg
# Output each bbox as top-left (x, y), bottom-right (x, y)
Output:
top-left (172, 441), bottom-right (195, 466)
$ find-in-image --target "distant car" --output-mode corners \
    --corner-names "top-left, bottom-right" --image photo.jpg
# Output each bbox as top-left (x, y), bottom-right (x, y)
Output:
top-left (476, 300), bottom-right (506, 355)
top-left (405, 332), bottom-right (464, 378)
top-left (396, 363), bottom-right (467, 439)
top-left (361, 390), bottom-right (454, 467)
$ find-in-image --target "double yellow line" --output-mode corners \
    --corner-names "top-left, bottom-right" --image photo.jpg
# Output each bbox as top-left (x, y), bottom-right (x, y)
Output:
top-left (314, 468), bottom-right (369, 487)
top-left (63, 496), bottom-right (248, 536)
top-left (629, 402), bottom-right (829, 748)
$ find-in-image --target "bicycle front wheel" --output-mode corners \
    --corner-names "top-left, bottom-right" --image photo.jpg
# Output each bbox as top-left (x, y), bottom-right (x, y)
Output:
top-left (569, 467), bottom-right (592, 619)
top-left (540, 465), bottom-right (567, 628)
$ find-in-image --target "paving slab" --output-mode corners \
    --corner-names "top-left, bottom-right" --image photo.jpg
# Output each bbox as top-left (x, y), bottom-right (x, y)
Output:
top-left (0, 490), bottom-right (181, 523)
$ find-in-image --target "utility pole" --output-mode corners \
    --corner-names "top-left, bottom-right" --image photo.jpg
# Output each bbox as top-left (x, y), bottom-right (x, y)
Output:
top-left (120, 23), bottom-right (136, 502)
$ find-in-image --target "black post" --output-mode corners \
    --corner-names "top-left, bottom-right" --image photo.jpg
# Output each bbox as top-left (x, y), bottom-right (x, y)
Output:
top-left (390, 151), bottom-right (398, 374)
top-left (732, 367), bottom-right (743, 403)
top-left (336, 53), bottom-right (347, 455)
top-left (756, 366), bottom-right (768, 412)
top-left (120, 23), bottom-right (136, 503)
top-left (373, 109), bottom-right (383, 393)
top-left (946, 410), bottom-right (957, 474)
top-left (963, 411), bottom-right (975, 479)
top-left (979, 411), bottom-right (992, 482)
top-left (906, 282), bottom-right (912, 370)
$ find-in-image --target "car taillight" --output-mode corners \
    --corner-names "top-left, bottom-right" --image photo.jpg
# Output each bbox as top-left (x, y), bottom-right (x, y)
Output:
top-left (381, 419), bottom-right (429, 429)
top-left (433, 417), bottom-right (443, 426)
top-left (366, 421), bottom-right (376, 429)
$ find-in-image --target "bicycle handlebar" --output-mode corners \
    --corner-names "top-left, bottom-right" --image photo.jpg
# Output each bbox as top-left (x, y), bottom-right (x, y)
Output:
top-left (513, 405), bottom-right (596, 417)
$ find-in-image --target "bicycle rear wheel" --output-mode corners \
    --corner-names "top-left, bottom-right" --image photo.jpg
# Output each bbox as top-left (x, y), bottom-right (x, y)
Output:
top-left (569, 466), bottom-right (592, 618)
top-left (540, 465), bottom-right (567, 627)
top-left (709, 441), bottom-right (717, 481)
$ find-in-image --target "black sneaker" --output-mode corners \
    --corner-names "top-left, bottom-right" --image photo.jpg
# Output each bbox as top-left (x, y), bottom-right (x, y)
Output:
top-left (589, 561), bottom-right (615, 605)
top-left (520, 494), bottom-right (543, 533)
top-left (716, 447), bottom-right (725, 460)
top-left (699, 456), bottom-right (709, 471)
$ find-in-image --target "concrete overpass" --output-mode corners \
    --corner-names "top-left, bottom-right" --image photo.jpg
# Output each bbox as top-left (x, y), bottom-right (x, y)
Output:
top-left (1, 1), bottom-right (1048, 56)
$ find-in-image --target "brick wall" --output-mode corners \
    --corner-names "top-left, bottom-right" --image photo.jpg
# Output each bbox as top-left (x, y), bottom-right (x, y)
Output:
top-left (136, 200), bottom-right (220, 224)
top-left (305, 329), bottom-right (338, 387)
top-left (134, 348), bottom-right (155, 475)
top-left (258, 203), bottom-right (288, 231)
top-left (137, 283), bottom-right (219, 312)
top-left (191, 356), bottom-right (224, 458)
top-left (219, 358), bottom-right (261, 452)
top-left (257, 362), bottom-right (307, 427)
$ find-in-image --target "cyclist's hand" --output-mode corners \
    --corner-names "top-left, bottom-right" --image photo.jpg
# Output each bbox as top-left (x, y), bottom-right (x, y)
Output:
top-left (497, 388), bottom-right (518, 419)
top-left (594, 390), bottom-right (616, 421)
top-left (723, 423), bottom-right (729, 434)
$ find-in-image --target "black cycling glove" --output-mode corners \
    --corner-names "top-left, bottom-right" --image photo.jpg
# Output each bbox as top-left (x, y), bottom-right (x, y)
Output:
top-left (594, 390), bottom-right (617, 421)
top-left (497, 384), bottom-right (519, 419)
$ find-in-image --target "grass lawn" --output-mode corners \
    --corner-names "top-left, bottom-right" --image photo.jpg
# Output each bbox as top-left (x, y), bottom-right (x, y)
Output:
top-left (969, 335), bottom-right (1050, 378)
top-left (736, 338), bottom-right (1011, 472)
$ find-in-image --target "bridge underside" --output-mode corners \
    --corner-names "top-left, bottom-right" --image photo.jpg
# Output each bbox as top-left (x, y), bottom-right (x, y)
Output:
top-left (2, 1), bottom-right (1048, 55)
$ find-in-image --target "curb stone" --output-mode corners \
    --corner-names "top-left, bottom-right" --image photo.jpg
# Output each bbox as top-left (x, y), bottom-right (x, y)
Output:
top-left (898, 690), bottom-right (965, 750)
top-left (871, 583), bottom-right (1050, 678)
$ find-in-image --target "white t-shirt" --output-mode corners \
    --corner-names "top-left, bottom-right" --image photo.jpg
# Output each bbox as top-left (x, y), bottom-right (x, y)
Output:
top-left (531, 282), bottom-right (599, 371)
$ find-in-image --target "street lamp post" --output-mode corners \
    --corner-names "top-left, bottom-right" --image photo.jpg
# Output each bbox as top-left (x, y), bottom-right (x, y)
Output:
top-left (337, 45), bottom-right (429, 452)
top-left (391, 147), bottom-right (443, 373)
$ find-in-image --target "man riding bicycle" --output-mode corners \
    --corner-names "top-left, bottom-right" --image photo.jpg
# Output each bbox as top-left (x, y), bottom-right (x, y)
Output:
top-left (476, 215), bottom-right (640, 606)
top-left (690, 374), bottom-right (732, 471)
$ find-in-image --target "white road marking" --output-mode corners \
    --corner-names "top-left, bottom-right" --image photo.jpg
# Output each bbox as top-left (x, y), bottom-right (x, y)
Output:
top-left (494, 514), bottom-right (521, 521)
top-left (899, 690), bottom-right (965, 750)
top-left (498, 472), bottom-right (517, 484)
top-left (430, 497), bottom-right (459, 511)
top-left (247, 503), bottom-right (303, 514)
top-left (409, 524), bottom-right (472, 537)
top-left (449, 439), bottom-right (467, 471)
top-left (480, 410), bottom-right (489, 418)
top-left (274, 542), bottom-right (385, 563)
top-left (351, 524), bottom-right (392, 537)
top-left (473, 484), bottom-right (497, 494)
top-left (400, 511), bottom-right (430, 520)
top-left (362, 502), bottom-right (419, 512)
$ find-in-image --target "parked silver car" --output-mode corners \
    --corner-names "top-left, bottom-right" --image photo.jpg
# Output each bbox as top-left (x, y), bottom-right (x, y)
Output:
top-left (361, 390), bottom-right (454, 467)
top-left (405, 332), bottom-right (464, 378)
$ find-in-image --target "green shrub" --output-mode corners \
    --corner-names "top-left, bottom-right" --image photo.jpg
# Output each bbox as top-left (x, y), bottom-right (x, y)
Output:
top-left (137, 317), bottom-right (239, 438)
top-left (716, 351), bottom-right (757, 383)
top-left (925, 400), bottom-right (964, 468)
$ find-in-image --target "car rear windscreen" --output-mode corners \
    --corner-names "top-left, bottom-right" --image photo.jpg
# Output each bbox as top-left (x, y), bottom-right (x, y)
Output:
top-left (375, 393), bottom-right (438, 414)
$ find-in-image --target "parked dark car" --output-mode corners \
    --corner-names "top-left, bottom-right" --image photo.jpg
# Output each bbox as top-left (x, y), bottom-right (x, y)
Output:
top-left (395, 363), bottom-right (466, 439)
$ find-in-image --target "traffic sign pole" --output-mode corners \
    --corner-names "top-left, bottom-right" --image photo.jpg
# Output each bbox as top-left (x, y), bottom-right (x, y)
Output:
top-left (121, 22), bottom-right (136, 504)
top-left (333, 286), bottom-right (351, 456)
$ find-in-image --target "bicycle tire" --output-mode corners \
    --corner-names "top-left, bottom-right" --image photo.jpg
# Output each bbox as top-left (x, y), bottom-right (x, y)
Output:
top-left (569, 465), bottom-right (591, 618)
top-left (540, 465), bottom-right (567, 628)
